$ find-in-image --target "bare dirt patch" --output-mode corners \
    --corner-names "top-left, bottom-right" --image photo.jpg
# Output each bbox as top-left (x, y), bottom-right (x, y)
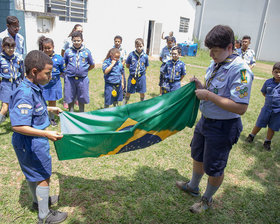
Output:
top-left (255, 62), bottom-right (273, 73)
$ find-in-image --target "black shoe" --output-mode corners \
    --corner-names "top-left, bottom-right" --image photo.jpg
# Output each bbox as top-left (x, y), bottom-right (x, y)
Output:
top-left (32, 195), bottom-right (59, 211)
top-left (50, 119), bottom-right (57, 127)
top-left (37, 209), bottom-right (67, 224)
top-left (263, 141), bottom-right (271, 151)
top-left (245, 134), bottom-right (254, 143)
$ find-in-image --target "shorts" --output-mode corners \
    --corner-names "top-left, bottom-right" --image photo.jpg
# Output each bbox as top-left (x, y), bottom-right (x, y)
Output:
top-left (161, 81), bottom-right (181, 95)
top-left (256, 106), bottom-right (280, 131)
top-left (104, 82), bottom-right (123, 106)
top-left (64, 76), bottom-right (89, 104)
top-left (0, 79), bottom-right (20, 103)
top-left (190, 116), bottom-right (242, 177)
top-left (12, 133), bottom-right (52, 182)
top-left (42, 78), bottom-right (62, 101)
top-left (127, 75), bottom-right (146, 94)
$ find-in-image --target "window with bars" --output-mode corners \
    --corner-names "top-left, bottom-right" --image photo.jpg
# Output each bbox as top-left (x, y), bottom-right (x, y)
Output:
top-left (45, 0), bottom-right (87, 22)
top-left (179, 17), bottom-right (190, 33)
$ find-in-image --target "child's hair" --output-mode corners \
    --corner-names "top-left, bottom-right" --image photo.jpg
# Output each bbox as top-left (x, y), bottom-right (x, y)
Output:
top-left (71, 31), bottom-right (83, 40)
top-left (105, 48), bottom-right (120, 60)
top-left (205, 25), bottom-right (235, 49)
top-left (2, 37), bottom-right (16, 48)
top-left (242, 35), bottom-right (251, 41)
top-left (166, 36), bottom-right (174, 42)
top-left (24, 50), bottom-right (53, 75)
top-left (273, 62), bottom-right (280, 71)
top-left (38, 35), bottom-right (54, 51)
top-left (114, 35), bottom-right (122, 42)
top-left (68, 24), bottom-right (82, 37)
top-left (171, 46), bottom-right (181, 55)
top-left (6, 16), bottom-right (19, 25)
top-left (135, 38), bottom-right (144, 46)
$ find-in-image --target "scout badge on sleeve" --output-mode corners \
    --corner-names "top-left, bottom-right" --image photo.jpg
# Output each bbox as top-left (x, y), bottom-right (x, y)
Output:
top-left (240, 69), bottom-right (247, 83)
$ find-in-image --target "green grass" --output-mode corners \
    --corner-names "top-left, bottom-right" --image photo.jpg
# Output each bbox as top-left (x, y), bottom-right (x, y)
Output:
top-left (0, 50), bottom-right (279, 224)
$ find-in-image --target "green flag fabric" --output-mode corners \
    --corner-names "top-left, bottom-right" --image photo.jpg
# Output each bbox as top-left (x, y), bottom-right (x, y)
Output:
top-left (54, 82), bottom-right (200, 160)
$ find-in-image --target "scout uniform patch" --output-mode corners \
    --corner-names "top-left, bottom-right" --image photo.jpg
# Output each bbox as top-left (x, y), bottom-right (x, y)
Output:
top-left (236, 86), bottom-right (248, 98)
top-left (240, 69), bottom-right (247, 83)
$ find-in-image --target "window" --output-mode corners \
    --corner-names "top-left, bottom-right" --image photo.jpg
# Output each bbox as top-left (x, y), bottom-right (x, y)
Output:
top-left (179, 17), bottom-right (190, 33)
top-left (45, 0), bottom-right (87, 22)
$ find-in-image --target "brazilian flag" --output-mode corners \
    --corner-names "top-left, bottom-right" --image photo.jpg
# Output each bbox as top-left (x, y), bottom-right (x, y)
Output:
top-left (54, 82), bottom-right (199, 160)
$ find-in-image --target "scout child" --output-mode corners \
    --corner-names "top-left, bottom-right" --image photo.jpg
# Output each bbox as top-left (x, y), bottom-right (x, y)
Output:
top-left (38, 36), bottom-right (65, 126)
top-left (245, 62), bottom-right (280, 151)
top-left (103, 48), bottom-right (124, 108)
top-left (161, 46), bottom-right (186, 95)
top-left (64, 31), bottom-right (95, 112)
top-left (123, 38), bottom-right (149, 104)
top-left (176, 25), bottom-right (254, 213)
top-left (159, 36), bottom-right (175, 94)
top-left (0, 37), bottom-right (24, 124)
top-left (237, 35), bottom-right (256, 69)
top-left (9, 50), bottom-right (67, 223)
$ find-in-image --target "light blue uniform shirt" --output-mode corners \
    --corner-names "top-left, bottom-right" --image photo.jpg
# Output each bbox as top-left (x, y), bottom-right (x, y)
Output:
top-left (160, 46), bottom-right (172, 64)
top-left (200, 56), bottom-right (254, 119)
top-left (0, 29), bottom-right (25, 61)
top-left (237, 48), bottom-right (256, 67)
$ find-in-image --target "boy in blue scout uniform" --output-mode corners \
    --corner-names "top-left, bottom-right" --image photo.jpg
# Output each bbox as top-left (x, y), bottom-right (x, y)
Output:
top-left (237, 35), bottom-right (256, 70)
top-left (0, 16), bottom-right (25, 61)
top-left (159, 36), bottom-right (175, 94)
top-left (176, 25), bottom-right (254, 213)
top-left (38, 36), bottom-right (65, 126)
top-left (161, 46), bottom-right (186, 95)
top-left (64, 31), bottom-right (95, 112)
top-left (246, 62), bottom-right (280, 151)
top-left (9, 50), bottom-right (67, 223)
top-left (103, 48), bottom-right (124, 108)
top-left (123, 38), bottom-right (149, 104)
top-left (113, 35), bottom-right (127, 93)
top-left (0, 37), bottom-right (24, 123)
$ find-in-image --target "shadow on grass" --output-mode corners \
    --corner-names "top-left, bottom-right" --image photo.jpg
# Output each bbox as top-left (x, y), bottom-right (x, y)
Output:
top-left (0, 121), bottom-right (13, 135)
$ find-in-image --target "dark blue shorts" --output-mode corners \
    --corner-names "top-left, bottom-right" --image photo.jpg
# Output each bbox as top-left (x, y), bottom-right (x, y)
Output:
top-left (127, 75), bottom-right (146, 94)
top-left (256, 106), bottom-right (280, 131)
top-left (42, 78), bottom-right (62, 101)
top-left (190, 116), bottom-right (242, 177)
top-left (0, 79), bottom-right (20, 103)
top-left (104, 82), bottom-right (123, 106)
top-left (12, 133), bottom-right (52, 182)
top-left (64, 76), bottom-right (89, 104)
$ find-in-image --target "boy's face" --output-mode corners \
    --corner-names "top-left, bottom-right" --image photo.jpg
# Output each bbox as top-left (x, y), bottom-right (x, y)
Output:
top-left (34, 64), bottom-right (53, 86)
top-left (3, 45), bottom-right (15, 56)
top-left (72, 37), bottom-right (83, 49)
top-left (272, 69), bottom-right (280, 82)
top-left (209, 46), bottom-right (231, 64)
top-left (114, 38), bottom-right (122, 49)
top-left (7, 22), bottom-right (20, 37)
top-left (112, 52), bottom-right (120, 61)
top-left (167, 40), bottom-right (174, 48)
top-left (241, 39), bottom-right (250, 50)
top-left (43, 42), bottom-right (54, 56)
top-left (171, 49), bottom-right (180, 61)
top-left (135, 42), bottom-right (144, 53)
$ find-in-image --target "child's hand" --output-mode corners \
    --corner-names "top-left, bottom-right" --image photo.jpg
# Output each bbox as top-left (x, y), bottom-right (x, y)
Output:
top-left (48, 106), bottom-right (63, 115)
top-left (45, 131), bottom-right (63, 141)
top-left (111, 60), bottom-right (117, 65)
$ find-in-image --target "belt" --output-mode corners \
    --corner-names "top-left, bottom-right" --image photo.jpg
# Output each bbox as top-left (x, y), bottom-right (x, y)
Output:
top-left (203, 115), bottom-right (239, 122)
top-left (73, 76), bottom-right (83, 80)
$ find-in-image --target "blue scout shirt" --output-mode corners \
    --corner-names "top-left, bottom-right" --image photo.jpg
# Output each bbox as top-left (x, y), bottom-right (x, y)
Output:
top-left (41, 53), bottom-right (65, 89)
top-left (200, 56), bottom-right (254, 119)
top-left (162, 59), bottom-right (186, 82)
top-left (0, 29), bottom-right (25, 61)
top-left (64, 45), bottom-right (94, 78)
top-left (237, 48), bottom-right (256, 67)
top-left (160, 46), bottom-right (172, 64)
top-left (261, 78), bottom-right (280, 113)
top-left (9, 78), bottom-right (50, 129)
top-left (0, 52), bottom-right (23, 82)
top-left (102, 58), bottom-right (124, 84)
top-left (126, 51), bottom-right (149, 76)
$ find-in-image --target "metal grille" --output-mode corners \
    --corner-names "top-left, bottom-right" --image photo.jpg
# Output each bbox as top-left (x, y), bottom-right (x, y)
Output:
top-left (179, 17), bottom-right (190, 33)
top-left (45, 0), bottom-right (87, 22)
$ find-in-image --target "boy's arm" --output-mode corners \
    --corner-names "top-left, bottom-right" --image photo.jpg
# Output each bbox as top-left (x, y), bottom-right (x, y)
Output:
top-left (87, 50), bottom-right (95, 71)
top-left (104, 60), bottom-right (117, 75)
top-left (12, 126), bottom-right (63, 141)
top-left (47, 106), bottom-right (63, 115)
top-left (88, 64), bottom-right (95, 71)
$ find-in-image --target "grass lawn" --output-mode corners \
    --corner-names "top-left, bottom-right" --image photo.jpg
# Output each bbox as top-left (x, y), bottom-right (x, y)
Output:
top-left (0, 49), bottom-right (279, 224)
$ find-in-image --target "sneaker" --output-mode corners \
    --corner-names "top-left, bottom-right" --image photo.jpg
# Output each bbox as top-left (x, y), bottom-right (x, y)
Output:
top-left (245, 134), bottom-right (254, 143)
top-left (175, 181), bottom-right (200, 197)
top-left (63, 102), bottom-right (68, 109)
top-left (32, 195), bottom-right (59, 211)
top-left (37, 209), bottom-right (67, 224)
top-left (189, 196), bottom-right (212, 213)
top-left (263, 141), bottom-right (271, 151)
top-left (50, 119), bottom-right (57, 127)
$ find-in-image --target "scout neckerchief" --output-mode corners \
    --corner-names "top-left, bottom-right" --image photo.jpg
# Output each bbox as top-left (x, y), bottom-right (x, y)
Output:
top-left (241, 48), bottom-right (248, 59)
top-left (1, 52), bottom-right (17, 82)
top-left (205, 53), bottom-right (239, 89)
top-left (170, 59), bottom-right (178, 82)
top-left (134, 50), bottom-right (144, 78)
